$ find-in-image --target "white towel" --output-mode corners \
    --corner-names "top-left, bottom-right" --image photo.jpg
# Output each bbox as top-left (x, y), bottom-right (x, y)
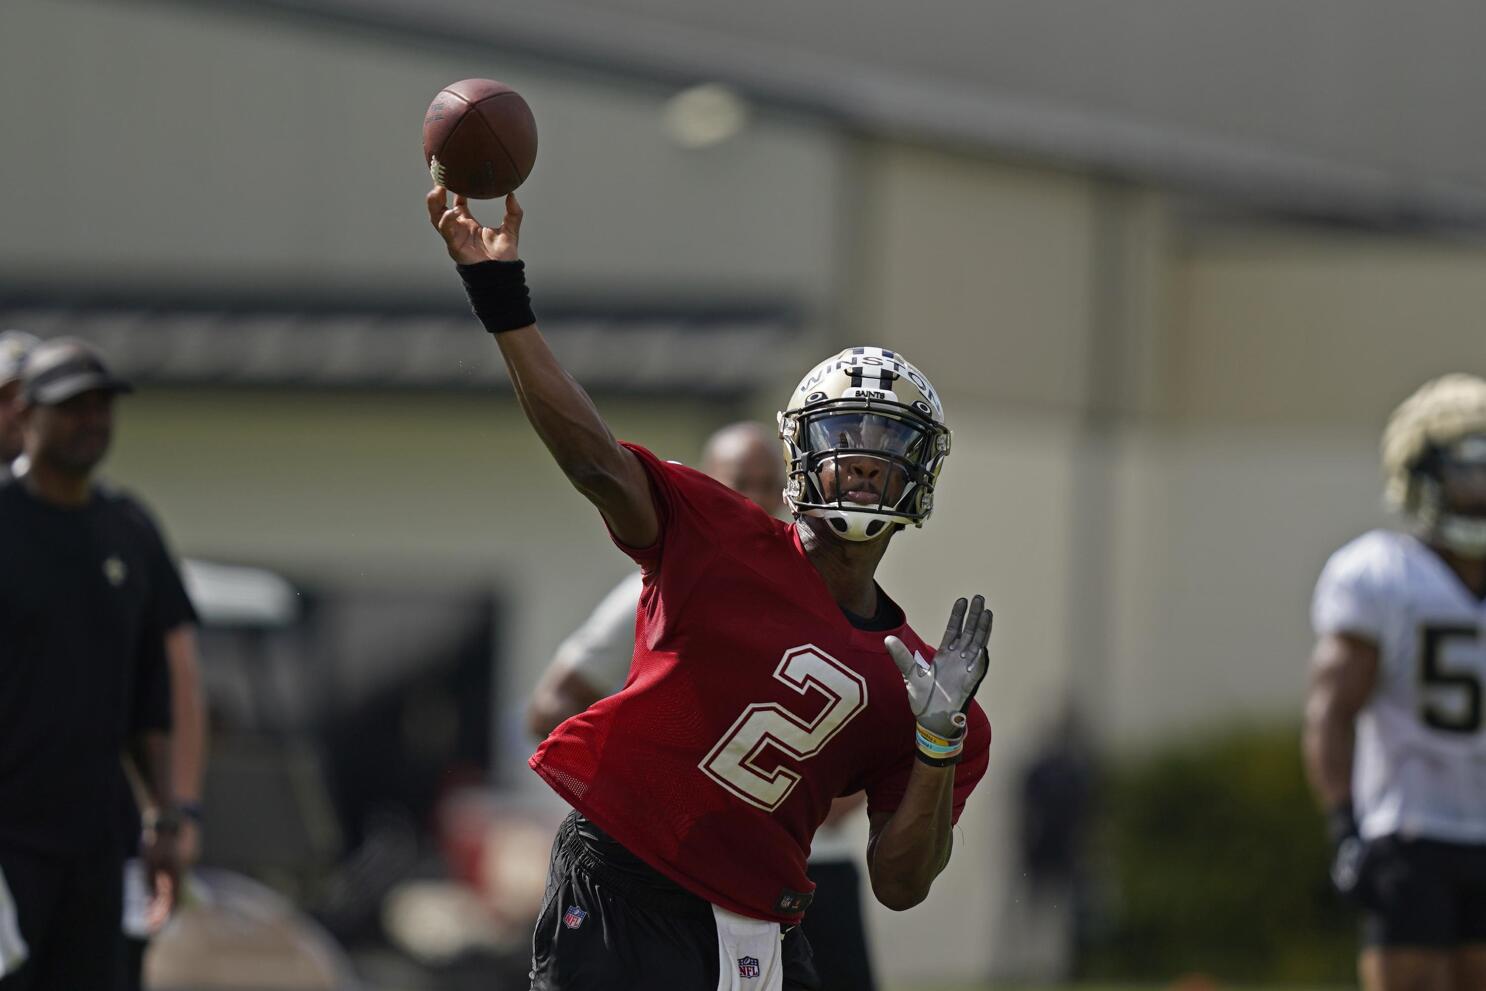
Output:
top-left (711, 905), bottom-right (784, 991)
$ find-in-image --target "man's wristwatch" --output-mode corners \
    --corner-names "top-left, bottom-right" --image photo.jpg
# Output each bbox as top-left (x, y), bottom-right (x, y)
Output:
top-left (147, 808), bottom-right (183, 835)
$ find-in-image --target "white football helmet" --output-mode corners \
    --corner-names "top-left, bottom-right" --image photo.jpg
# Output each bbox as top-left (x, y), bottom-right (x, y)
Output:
top-left (0, 330), bottom-right (40, 386)
top-left (777, 346), bottom-right (950, 541)
top-left (1382, 373), bottom-right (1486, 557)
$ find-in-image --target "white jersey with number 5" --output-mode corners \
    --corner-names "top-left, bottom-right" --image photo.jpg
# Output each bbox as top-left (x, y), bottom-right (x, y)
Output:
top-left (1312, 529), bottom-right (1486, 843)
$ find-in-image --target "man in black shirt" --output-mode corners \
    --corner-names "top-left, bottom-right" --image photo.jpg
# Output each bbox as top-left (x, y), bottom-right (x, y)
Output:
top-left (0, 339), bottom-right (188, 989)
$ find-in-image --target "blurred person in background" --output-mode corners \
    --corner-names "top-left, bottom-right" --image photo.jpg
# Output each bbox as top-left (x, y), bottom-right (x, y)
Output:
top-left (0, 331), bottom-right (208, 987)
top-left (0, 339), bottom-right (194, 989)
top-left (1013, 706), bottom-right (1096, 982)
top-left (527, 420), bottom-right (879, 991)
top-left (0, 330), bottom-right (40, 482)
top-left (1305, 373), bottom-right (1486, 991)
top-left (428, 187), bottom-right (992, 991)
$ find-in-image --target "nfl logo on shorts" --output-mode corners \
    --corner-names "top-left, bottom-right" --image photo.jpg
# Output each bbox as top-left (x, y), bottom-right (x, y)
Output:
top-left (737, 956), bottom-right (760, 979)
top-left (562, 905), bottom-right (587, 930)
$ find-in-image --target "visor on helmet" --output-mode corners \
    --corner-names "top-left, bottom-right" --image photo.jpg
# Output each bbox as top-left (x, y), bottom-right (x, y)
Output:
top-left (805, 412), bottom-right (930, 462)
top-left (1436, 434), bottom-right (1486, 519)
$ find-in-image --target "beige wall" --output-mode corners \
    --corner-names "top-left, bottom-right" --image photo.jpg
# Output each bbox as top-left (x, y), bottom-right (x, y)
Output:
top-left (1102, 232), bottom-right (1486, 742)
top-left (0, 0), bottom-right (846, 305)
top-left (849, 143), bottom-right (1100, 411)
top-left (1173, 233), bottom-right (1486, 426)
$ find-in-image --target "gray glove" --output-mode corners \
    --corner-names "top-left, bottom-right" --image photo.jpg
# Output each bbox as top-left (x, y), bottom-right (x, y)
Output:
top-left (886, 595), bottom-right (991, 761)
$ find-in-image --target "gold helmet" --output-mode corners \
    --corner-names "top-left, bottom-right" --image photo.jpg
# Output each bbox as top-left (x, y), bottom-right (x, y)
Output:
top-left (777, 346), bottom-right (950, 541)
top-left (1381, 373), bottom-right (1486, 556)
top-left (0, 330), bottom-right (40, 386)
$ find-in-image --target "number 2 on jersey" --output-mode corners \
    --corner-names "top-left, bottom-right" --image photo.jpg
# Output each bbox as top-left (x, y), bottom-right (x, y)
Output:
top-left (700, 645), bottom-right (868, 811)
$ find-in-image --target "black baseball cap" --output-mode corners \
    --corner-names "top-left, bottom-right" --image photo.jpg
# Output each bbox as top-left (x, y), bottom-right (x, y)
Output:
top-left (22, 338), bottom-right (134, 406)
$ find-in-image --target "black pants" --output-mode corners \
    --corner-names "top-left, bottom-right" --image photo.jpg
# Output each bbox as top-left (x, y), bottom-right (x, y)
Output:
top-left (531, 812), bottom-right (820, 990)
top-left (0, 843), bottom-right (123, 991)
top-left (799, 860), bottom-right (876, 991)
top-left (1360, 835), bottom-right (1486, 948)
top-left (121, 937), bottom-right (146, 991)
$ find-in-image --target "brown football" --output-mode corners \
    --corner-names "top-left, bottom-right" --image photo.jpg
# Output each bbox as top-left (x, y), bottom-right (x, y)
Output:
top-left (423, 79), bottom-right (538, 199)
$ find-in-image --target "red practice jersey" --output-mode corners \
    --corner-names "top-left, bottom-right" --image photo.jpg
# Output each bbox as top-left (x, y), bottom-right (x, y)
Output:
top-left (530, 443), bottom-right (991, 922)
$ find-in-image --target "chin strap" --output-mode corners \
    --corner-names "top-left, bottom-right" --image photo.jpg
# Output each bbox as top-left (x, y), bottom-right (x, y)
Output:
top-left (802, 506), bottom-right (903, 542)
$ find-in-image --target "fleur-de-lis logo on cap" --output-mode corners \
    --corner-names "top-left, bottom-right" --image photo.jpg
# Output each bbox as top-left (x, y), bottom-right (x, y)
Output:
top-left (103, 556), bottom-right (127, 587)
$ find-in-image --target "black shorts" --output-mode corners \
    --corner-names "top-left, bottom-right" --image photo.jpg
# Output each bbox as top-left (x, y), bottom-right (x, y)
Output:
top-left (1360, 835), bottom-right (1486, 948)
top-left (0, 842), bottom-right (124, 990)
top-left (799, 860), bottom-right (876, 991)
top-left (531, 812), bottom-right (820, 991)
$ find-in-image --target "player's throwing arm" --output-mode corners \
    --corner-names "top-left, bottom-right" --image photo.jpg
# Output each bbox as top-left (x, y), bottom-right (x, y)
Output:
top-left (424, 186), bottom-right (658, 549)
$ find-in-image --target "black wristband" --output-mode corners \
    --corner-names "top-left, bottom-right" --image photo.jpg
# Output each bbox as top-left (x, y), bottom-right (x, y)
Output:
top-left (915, 750), bottom-right (962, 768)
top-left (175, 801), bottom-right (205, 824)
top-left (457, 260), bottom-right (536, 334)
top-left (1326, 801), bottom-right (1358, 845)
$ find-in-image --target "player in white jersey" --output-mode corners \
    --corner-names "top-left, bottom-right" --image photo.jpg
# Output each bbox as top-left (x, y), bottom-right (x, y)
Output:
top-left (1305, 374), bottom-right (1486, 991)
top-left (0, 331), bottom-right (41, 482)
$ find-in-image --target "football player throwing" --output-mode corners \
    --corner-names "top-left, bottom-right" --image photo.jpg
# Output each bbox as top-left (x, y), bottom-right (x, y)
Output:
top-left (427, 187), bottom-right (992, 991)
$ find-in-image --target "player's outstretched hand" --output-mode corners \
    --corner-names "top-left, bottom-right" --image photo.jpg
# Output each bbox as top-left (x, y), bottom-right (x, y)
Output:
top-left (886, 595), bottom-right (991, 740)
top-left (426, 185), bottom-right (522, 265)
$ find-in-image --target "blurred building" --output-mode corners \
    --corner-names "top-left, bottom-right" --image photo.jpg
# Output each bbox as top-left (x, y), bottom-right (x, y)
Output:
top-left (5, 0), bottom-right (1486, 982)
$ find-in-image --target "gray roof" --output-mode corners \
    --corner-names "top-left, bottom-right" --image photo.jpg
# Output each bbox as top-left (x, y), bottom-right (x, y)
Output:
top-left (235, 0), bottom-right (1486, 228)
top-left (0, 288), bottom-right (795, 396)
